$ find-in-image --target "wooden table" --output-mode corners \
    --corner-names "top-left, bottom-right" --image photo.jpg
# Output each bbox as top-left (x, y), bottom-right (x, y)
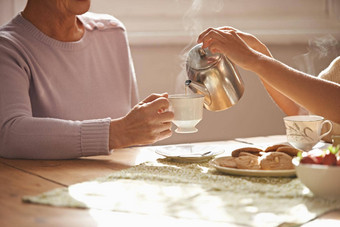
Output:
top-left (0, 135), bottom-right (339, 227)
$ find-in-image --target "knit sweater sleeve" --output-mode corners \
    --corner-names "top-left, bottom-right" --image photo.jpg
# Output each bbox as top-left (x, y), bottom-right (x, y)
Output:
top-left (317, 56), bottom-right (340, 143)
top-left (0, 37), bottom-right (111, 159)
top-left (318, 56), bottom-right (340, 83)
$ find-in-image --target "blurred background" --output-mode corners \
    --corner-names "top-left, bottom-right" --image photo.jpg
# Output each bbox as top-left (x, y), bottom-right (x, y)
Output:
top-left (1, 0), bottom-right (340, 145)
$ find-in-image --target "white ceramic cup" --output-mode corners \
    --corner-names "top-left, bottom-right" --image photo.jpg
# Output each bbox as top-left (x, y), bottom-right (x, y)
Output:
top-left (168, 94), bottom-right (204, 133)
top-left (284, 115), bottom-right (333, 151)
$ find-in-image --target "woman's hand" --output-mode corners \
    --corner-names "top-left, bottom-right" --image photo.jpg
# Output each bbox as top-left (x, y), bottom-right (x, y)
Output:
top-left (197, 26), bottom-right (271, 71)
top-left (109, 93), bottom-right (174, 149)
top-left (197, 27), bottom-right (307, 116)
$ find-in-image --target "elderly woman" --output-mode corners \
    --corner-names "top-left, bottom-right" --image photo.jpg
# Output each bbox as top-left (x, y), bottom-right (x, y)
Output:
top-left (0, 0), bottom-right (174, 159)
top-left (197, 27), bottom-right (340, 142)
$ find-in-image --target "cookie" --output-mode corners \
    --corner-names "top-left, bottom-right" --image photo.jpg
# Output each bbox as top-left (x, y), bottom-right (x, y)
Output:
top-left (217, 156), bottom-right (237, 168)
top-left (260, 152), bottom-right (294, 170)
top-left (276, 146), bottom-right (301, 157)
top-left (239, 152), bottom-right (259, 157)
top-left (231, 147), bottom-right (263, 157)
top-left (264, 144), bottom-right (287, 152)
top-left (235, 155), bottom-right (261, 170)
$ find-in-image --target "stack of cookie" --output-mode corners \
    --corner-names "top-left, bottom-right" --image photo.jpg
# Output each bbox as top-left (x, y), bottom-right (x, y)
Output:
top-left (218, 144), bottom-right (301, 170)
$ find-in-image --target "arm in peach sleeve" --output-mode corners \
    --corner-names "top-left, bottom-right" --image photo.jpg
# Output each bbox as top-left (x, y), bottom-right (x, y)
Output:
top-left (197, 27), bottom-right (340, 123)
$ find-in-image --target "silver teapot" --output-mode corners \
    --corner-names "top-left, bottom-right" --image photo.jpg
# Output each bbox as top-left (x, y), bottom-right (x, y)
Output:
top-left (186, 44), bottom-right (244, 112)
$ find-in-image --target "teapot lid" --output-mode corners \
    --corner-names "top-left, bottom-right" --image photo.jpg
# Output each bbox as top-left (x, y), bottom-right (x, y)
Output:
top-left (187, 44), bottom-right (221, 70)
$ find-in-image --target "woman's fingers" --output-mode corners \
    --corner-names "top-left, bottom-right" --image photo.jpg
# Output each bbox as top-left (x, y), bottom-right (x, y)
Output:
top-left (198, 27), bottom-right (235, 43)
top-left (155, 121), bottom-right (172, 134)
top-left (142, 93), bottom-right (168, 104)
top-left (157, 110), bottom-right (174, 123)
top-left (218, 26), bottom-right (237, 32)
top-left (200, 29), bottom-right (221, 48)
top-left (110, 92), bottom-right (175, 149)
top-left (198, 27), bottom-right (269, 58)
top-left (139, 94), bottom-right (174, 118)
top-left (199, 27), bottom-right (250, 47)
top-left (139, 96), bottom-right (174, 131)
top-left (198, 28), bottom-right (260, 70)
top-left (146, 97), bottom-right (170, 113)
top-left (157, 128), bottom-right (172, 141)
top-left (197, 27), bottom-right (216, 43)
top-left (200, 28), bottom-right (235, 49)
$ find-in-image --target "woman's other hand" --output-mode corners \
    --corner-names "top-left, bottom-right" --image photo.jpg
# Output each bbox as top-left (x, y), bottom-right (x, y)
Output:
top-left (197, 26), bottom-right (271, 71)
top-left (109, 93), bottom-right (174, 149)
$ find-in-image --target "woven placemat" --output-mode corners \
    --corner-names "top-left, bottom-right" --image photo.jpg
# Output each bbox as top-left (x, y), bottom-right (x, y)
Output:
top-left (23, 159), bottom-right (340, 227)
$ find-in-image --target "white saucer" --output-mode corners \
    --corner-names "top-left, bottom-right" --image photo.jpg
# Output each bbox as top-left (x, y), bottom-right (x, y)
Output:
top-left (155, 144), bottom-right (224, 162)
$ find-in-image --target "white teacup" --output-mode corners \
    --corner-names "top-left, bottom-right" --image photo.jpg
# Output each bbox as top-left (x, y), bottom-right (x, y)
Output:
top-left (168, 94), bottom-right (204, 133)
top-left (284, 115), bottom-right (333, 151)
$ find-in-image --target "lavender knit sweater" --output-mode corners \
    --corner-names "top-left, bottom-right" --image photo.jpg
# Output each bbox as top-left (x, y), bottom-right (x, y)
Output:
top-left (0, 13), bottom-right (139, 159)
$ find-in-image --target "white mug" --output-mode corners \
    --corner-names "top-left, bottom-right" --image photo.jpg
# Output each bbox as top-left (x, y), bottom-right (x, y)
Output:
top-left (168, 94), bottom-right (204, 133)
top-left (284, 115), bottom-right (333, 151)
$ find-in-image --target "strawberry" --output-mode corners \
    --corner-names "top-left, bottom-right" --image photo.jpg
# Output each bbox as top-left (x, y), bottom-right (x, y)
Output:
top-left (313, 155), bottom-right (323, 164)
top-left (300, 156), bottom-right (320, 164)
top-left (322, 153), bottom-right (337, 166)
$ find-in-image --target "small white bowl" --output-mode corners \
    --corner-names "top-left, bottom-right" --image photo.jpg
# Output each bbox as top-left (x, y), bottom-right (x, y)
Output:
top-left (294, 162), bottom-right (340, 199)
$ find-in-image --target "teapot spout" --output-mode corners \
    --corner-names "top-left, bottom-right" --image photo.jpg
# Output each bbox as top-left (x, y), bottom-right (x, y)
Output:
top-left (185, 80), bottom-right (212, 106)
top-left (185, 80), bottom-right (209, 96)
